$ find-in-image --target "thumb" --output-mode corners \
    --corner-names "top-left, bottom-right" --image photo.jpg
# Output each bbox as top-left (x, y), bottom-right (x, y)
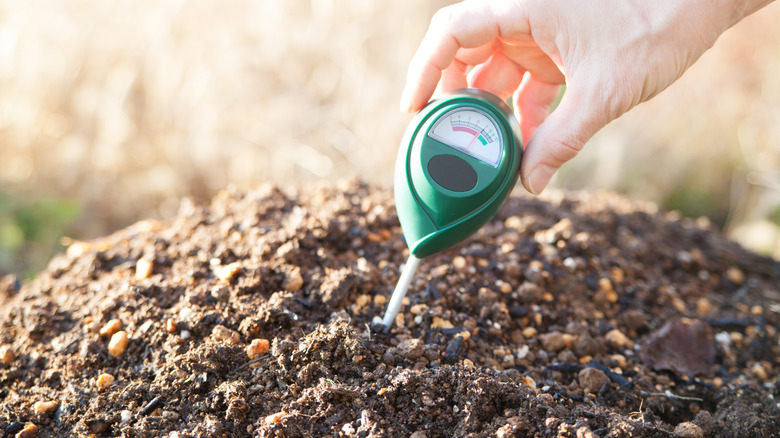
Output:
top-left (520, 84), bottom-right (606, 195)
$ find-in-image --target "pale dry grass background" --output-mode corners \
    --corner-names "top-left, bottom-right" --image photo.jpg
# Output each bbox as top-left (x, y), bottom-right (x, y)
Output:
top-left (0, 0), bottom-right (778, 275)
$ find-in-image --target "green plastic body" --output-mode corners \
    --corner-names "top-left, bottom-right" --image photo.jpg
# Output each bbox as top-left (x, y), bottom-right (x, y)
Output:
top-left (394, 88), bottom-right (523, 258)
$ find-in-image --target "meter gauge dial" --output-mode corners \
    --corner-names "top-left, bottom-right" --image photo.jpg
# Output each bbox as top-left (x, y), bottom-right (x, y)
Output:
top-left (427, 107), bottom-right (504, 167)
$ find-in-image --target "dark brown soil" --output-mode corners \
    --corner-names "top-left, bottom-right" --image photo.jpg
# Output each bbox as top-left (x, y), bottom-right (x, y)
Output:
top-left (1, 181), bottom-right (779, 437)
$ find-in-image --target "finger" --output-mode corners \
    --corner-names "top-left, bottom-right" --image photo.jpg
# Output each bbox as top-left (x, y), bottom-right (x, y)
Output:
top-left (512, 73), bottom-right (562, 145)
top-left (435, 58), bottom-right (469, 97)
top-left (400, 1), bottom-right (522, 112)
top-left (520, 83), bottom-right (606, 195)
top-left (467, 51), bottom-right (527, 102)
top-left (434, 44), bottom-right (499, 97)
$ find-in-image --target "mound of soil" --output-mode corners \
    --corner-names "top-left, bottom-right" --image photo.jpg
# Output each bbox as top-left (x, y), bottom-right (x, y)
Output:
top-left (1, 181), bottom-right (779, 437)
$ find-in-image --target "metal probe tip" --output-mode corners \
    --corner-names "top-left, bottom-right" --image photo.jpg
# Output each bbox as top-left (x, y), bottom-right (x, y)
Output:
top-left (378, 254), bottom-right (421, 333)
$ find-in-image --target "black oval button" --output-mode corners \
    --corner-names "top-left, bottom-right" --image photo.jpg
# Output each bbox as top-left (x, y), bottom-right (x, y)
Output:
top-left (427, 154), bottom-right (477, 192)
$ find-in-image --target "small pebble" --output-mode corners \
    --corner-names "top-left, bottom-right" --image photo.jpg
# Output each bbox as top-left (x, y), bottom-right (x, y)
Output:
top-left (496, 280), bottom-right (512, 294)
top-left (430, 264), bottom-right (449, 278)
top-left (409, 304), bottom-right (426, 315)
top-left (576, 426), bottom-right (597, 438)
top-left (672, 297), bottom-right (687, 313)
top-left (96, 373), bottom-right (115, 390)
top-left (15, 423), bottom-right (38, 438)
top-left (179, 307), bottom-right (193, 321)
top-left (605, 329), bottom-right (632, 349)
top-left (82, 316), bottom-right (98, 331)
top-left (265, 411), bottom-right (287, 425)
top-left (214, 262), bottom-right (242, 283)
top-left (276, 241), bottom-right (296, 259)
top-left (282, 269), bottom-right (304, 291)
top-left (677, 250), bottom-right (693, 264)
top-left (373, 295), bottom-right (387, 306)
top-left (108, 331), bottom-right (130, 358)
top-left (518, 282), bottom-right (543, 303)
top-left (180, 330), bottom-right (191, 339)
top-left (452, 256), bottom-right (467, 270)
top-left (409, 431), bottom-right (427, 438)
top-left (673, 421), bottom-right (703, 438)
top-left (714, 331), bottom-right (731, 346)
top-left (611, 354), bottom-right (627, 369)
top-left (520, 375), bottom-right (536, 389)
top-left (354, 294), bottom-right (371, 309)
top-left (578, 367), bottom-right (609, 394)
top-left (33, 400), bottom-right (58, 415)
top-left (516, 345), bottom-right (529, 360)
top-left (561, 333), bottom-right (575, 349)
top-left (397, 338), bottom-right (424, 361)
top-left (247, 339), bottom-right (270, 360)
top-left (66, 241), bottom-right (89, 257)
top-left (120, 410), bottom-right (132, 423)
top-left (165, 318), bottom-right (177, 333)
top-left (211, 325), bottom-right (241, 344)
top-left (99, 319), bottom-right (122, 337)
top-left (726, 267), bottom-right (744, 284)
top-left (751, 362), bottom-right (768, 380)
top-left (504, 215), bottom-right (525, 230)
top-left (342, 423), bottom-right (357, 434)
top-left (539, 331), bottom-right (566, 353)
top-left (431, 317), bottom-right (454, 329)
top-left (610, 267), bottom-right (624, 283)
top-left (0, 344), bottom-right (15, 365)
top-left (493, 348), bottom-right (507, 357)
top-left (135, 257), bottom-right (154, 280)
top-left (696, 298), bottom-right (713, 315)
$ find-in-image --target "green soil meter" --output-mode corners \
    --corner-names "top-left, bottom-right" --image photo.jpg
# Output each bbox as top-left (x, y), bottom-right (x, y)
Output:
top-left (379, 88), bottom-right (523, 331)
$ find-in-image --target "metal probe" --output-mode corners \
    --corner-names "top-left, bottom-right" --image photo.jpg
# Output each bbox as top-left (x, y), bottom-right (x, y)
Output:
top-left (379, 255), bottom-right (420, 332)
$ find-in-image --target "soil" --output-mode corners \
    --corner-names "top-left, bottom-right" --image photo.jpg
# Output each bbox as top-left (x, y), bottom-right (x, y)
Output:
top-left (1, 180), bottom-right (779, 437)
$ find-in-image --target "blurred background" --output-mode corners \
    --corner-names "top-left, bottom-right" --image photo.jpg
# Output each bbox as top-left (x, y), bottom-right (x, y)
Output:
top-left (1, 0), bottom-right (779, 278)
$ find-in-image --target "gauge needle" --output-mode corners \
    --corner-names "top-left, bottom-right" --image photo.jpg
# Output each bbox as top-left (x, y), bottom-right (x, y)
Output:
top-left (466, 127), bottom-right (484, 151)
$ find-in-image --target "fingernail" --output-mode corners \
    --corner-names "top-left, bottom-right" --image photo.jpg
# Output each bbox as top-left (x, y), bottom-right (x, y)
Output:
top-left (527, 165), bottom-right (555, 195)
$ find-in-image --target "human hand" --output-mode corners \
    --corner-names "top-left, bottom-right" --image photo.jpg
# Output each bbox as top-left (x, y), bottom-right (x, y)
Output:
top-left (401, 0), bottom-right (773, 194)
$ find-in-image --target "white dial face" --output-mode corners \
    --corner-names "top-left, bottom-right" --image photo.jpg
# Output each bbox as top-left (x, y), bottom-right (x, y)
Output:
top-left (428, 107), bottom-right (503, 167)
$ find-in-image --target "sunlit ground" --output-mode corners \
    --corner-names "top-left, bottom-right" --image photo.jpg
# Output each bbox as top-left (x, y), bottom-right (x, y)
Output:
top-left (1, 0), bottom-right (778, 276)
